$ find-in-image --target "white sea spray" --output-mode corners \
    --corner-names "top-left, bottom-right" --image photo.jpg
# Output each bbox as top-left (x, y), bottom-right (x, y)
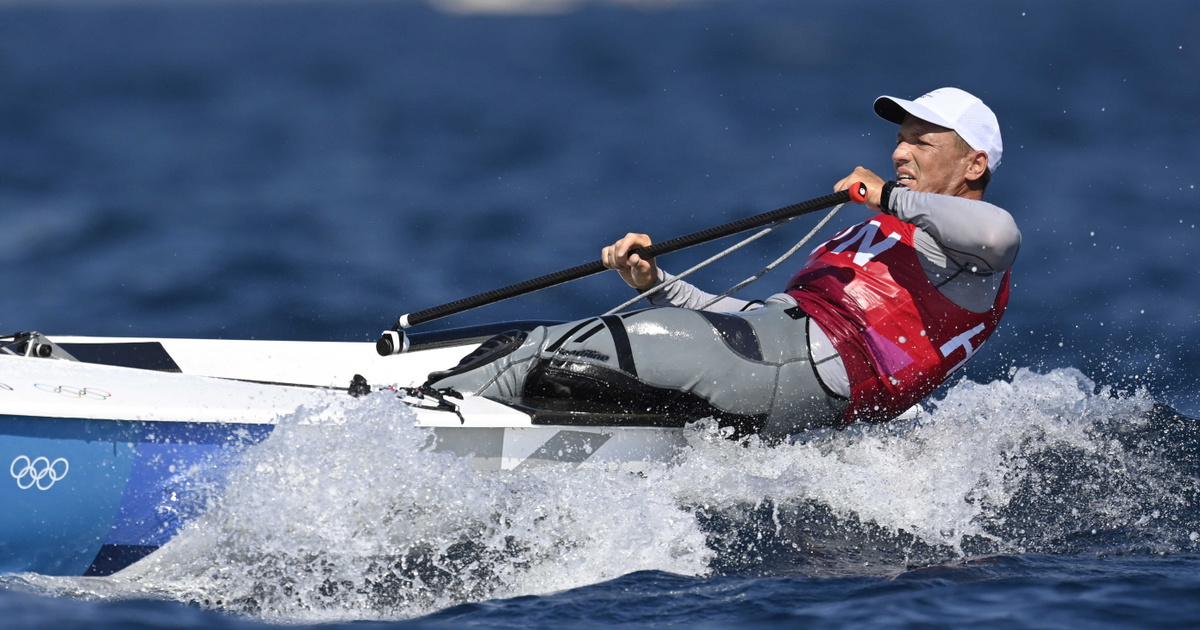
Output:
top-left (662, 368), bottom-right (1172, 554)
top-left (17, 368), bottom-right (1195, 623)
top-left (97, 394), bottom-right (709, 622)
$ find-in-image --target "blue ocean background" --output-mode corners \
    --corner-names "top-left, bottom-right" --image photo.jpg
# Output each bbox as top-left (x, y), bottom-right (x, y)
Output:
top-left (2, 0), bottom-right (1200, 628)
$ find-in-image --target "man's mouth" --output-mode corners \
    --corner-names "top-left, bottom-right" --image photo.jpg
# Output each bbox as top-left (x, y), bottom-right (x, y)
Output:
top-left (897, 173), bottom-right (915, 185)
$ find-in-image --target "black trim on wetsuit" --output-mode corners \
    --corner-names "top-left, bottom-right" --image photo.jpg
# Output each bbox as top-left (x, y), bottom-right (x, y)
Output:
top-left (600, 315), bottom-right (637, 376)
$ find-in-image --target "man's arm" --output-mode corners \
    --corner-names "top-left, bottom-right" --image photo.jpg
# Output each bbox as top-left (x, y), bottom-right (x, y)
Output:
top-left (835, 167), bottom-right (1020, 273)
top-left (644, 269), bottom-right (757, 312)
top-left (602, 233), bottom-right (758, 312)
top-left (887, 188), bottom-right (1021, 273)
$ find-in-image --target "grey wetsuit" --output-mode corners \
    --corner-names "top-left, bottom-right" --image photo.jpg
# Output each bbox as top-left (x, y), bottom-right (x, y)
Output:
top-left (427, 298), bottom-right (845, 437)
top-left (428, 188), bottom-right (1020, 437)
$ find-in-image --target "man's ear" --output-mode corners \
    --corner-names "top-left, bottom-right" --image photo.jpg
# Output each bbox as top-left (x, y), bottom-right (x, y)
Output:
top-left (964, 150), bottom-right (989, 182)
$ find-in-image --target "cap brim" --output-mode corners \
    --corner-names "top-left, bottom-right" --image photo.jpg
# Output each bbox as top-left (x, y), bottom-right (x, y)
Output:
top-left (873, 95), bottom-right (953, 130)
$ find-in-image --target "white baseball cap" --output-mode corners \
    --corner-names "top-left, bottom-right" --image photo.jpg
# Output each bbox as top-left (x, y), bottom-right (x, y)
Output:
top-left (874, 87), bottom-right (1003, 173)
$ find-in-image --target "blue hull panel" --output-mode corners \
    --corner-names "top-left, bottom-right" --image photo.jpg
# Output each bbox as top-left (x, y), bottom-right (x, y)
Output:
top-left (1, 415), bottom-right (273, 576)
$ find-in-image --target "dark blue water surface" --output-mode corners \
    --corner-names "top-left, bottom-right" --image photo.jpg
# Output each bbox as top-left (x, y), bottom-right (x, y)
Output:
top-left (2, 0), bottom-right (1200, 628)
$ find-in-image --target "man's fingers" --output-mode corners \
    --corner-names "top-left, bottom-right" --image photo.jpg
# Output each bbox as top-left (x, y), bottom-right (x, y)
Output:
top-left (603, 233), bottom-right (656, 291)
top-left (603, 245), bottom-right (624, 270)
top-left (610, 234), bottom-right (651, 266)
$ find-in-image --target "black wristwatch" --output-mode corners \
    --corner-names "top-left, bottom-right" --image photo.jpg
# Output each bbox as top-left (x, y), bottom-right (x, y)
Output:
top-left (879, 180), bottom-right (901, 214)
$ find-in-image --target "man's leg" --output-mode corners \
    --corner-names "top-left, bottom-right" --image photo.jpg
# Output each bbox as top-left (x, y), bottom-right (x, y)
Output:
top-left (427, 305), bottom-right (845, 437)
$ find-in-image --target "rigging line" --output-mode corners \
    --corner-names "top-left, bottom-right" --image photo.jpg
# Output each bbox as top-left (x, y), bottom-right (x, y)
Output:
top-left (603, 203), bottom-right (845, 316)
top-left (697, 203), bottom-right (845, 310)
top-left (580, 220), bottom-right (791, 366)
top-left (603, 223), bottom-right (789, 315)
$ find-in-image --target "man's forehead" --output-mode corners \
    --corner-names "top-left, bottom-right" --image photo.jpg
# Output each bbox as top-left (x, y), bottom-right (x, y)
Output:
top-left (898, 114), bottom-right (955, 138)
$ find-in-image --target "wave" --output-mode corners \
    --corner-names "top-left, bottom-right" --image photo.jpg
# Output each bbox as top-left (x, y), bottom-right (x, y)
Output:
top-left (11, 368), bottom-right (1199, 623)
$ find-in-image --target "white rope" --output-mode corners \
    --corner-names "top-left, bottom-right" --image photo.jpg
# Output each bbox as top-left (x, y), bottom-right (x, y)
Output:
top-left (697, 203), bottom-right (845, 309)
top-left (603, 203), bottom-right (845, 315)
top-left (603, 223), bottom-right (784, 315)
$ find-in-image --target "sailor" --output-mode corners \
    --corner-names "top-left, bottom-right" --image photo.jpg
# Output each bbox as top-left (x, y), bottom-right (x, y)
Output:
top-left (427, 87), bottom-right (1020, 438)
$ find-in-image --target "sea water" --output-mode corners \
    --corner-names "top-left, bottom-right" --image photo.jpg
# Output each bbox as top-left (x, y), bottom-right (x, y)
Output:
top-left (1, 0), bottom-right (1199, 628)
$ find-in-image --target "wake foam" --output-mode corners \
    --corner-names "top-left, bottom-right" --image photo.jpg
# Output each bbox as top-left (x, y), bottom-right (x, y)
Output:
top-left (15, 368), bottom-right (1200, 622)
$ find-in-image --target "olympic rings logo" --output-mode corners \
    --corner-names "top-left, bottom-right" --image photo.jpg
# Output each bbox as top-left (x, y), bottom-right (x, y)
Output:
top-left (34, 384), bottom-right (111, 400)
top-left (10, 455), bottom-right (70, 490)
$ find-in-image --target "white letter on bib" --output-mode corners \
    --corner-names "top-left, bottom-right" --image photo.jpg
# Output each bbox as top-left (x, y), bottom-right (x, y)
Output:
top-left (830, 221), bottom-right (902, 267)
top-left (939, 323), bottom-right (987, 374)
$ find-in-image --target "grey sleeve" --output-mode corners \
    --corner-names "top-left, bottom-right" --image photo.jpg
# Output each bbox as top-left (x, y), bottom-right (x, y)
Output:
top-left (887, 188), bottom-right (1021, 273)
top-left (645, 270), bottom-right (759, 313)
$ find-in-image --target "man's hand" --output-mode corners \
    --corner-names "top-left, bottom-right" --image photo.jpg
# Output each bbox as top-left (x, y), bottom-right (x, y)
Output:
top-left (602, 233), bottom-right (659, 291)
top-left (836, 167), bottom-right (887, 210)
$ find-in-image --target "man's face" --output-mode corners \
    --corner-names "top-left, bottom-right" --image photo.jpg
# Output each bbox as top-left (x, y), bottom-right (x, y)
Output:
top-left (892, 115), bottom-right (977, 196)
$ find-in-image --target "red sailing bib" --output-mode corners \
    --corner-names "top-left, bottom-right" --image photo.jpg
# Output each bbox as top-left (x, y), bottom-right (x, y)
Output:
top-left (786, 213), bottom-right (1010, 426)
